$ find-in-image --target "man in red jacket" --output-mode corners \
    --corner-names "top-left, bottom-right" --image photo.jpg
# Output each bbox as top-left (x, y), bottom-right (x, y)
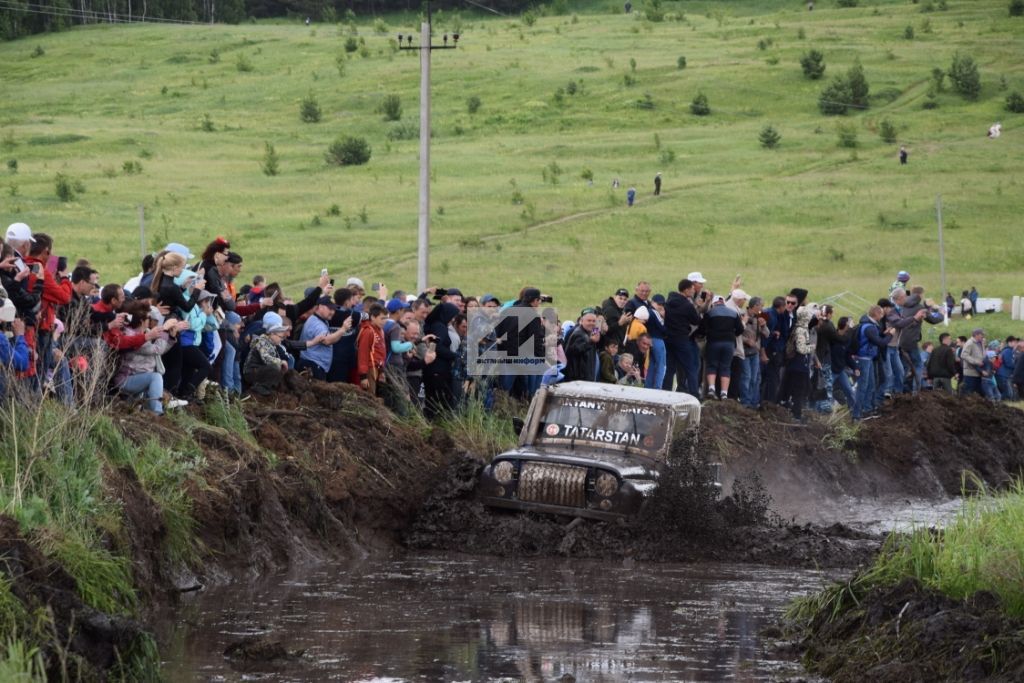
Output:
top-left (24, 233), bottom-right (72, 382)
top-left (356, 303), bottom-right (388, 395)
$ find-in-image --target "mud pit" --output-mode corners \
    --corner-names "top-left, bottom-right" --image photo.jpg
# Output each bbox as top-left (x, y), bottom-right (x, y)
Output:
top-left (407, 393), bottom-right (1024, 568)
top-left (7, 382), bottom-right (1024, 679)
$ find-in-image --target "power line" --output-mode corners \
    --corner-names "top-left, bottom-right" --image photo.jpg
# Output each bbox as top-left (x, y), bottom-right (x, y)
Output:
top-left (0, 0), bottom-right (203, 25)
top-left (461, 0), bottom-right (506, 17)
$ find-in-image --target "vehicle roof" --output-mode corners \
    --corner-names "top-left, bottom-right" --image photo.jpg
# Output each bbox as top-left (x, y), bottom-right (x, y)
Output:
top-left (547, 381), bottom-right (702, 410)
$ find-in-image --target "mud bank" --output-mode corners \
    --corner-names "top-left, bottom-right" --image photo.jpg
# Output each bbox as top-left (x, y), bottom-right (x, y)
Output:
top-left (791, 577), bottom-right (1024, 682)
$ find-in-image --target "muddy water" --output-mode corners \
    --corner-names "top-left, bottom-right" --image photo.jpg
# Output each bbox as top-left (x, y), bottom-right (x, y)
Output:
top-left (159, 554), bottom-right (841, 682)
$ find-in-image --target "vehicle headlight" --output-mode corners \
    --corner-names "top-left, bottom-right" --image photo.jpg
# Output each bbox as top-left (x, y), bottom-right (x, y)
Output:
top-left (594, 472), bottom-right (619, 497)
top-left (494, 460), bottom-right (515, 484)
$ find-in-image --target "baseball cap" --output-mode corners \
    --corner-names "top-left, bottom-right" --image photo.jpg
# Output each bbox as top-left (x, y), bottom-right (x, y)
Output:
top-left (731, 289), bottom-right (750, 301)
top-left (263, 311), bottom-right (285, 329)
top-left (148, 306), bottom-right (165, 326)
top-left (5, 222), bottom-right (35, 243)
top-left (651, 294), bottom-right (666, 304)
top-left (316, 296), bottom-right (334, 307)
top-left (197, 290), bottom-right (217, 302)
top-left (346, 277), bottom-right (365, 289)
top-left (615, 288), bottom-right (629, 297)
top-left (633, 306), bottom-right (650, 321)
top-left (164, 242), bottom-right (195, 260)
top-left (687, 271), bottom-right (707, 284)
top-left (897, 270), bottom-right (910, 282)
top-left (712, 294), bottom-right (725, 304)
top-left (480, 294), bottom-right (501, 305)
top-left (386, 298), bottom-right (409, 313)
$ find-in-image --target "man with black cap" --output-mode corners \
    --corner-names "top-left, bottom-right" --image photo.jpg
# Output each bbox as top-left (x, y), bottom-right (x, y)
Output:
top-left (599, 287), bottom-right (632, 345)
top-left (297, 296), bottom-right (352, 380)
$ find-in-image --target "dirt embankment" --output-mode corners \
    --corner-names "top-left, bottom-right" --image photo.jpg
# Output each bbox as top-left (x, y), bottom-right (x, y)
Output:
top-left (0, 376), bottom-right (450, 677)
top-left (792, 578), bottom-right (1024, 682)
top-left (114, 375), bottom-right (451, 595)
top-left (706, 392), bottom-right (1024, 518)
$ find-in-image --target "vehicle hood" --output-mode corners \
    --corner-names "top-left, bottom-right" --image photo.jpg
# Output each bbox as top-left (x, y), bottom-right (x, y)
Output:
top-left (493, 446), bottom-right (660, 478)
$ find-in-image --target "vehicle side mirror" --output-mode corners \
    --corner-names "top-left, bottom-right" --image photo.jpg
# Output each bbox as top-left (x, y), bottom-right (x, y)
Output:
top-left (512, 417), bottom-right (525, 435)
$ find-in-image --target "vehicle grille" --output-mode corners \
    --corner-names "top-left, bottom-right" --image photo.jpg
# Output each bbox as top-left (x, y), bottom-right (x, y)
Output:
top-left (518, 462), bottom-right (587, 508)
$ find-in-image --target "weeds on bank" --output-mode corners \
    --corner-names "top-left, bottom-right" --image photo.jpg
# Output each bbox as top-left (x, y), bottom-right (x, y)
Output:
top-left (0, 637), bottom-right (46, 682)
top-left (437, 394), bottom-right (522, 459)
top-left (790, 477), bottom-right (1024, 624)
top-left (821, 409), bottom-right (860, 457)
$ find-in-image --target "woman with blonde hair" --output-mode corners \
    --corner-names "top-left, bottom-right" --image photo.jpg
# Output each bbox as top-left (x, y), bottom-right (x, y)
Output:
top-left (152, 251), bottom-right (210, 400)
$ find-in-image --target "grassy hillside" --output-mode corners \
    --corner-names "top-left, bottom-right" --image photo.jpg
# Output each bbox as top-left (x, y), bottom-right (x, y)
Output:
top-left (1, 0), bottom-right (1022, 315)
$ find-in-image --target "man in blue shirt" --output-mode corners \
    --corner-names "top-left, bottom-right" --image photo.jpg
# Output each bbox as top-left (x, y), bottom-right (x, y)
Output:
top-left (297, 296), bottom-right (348, 380)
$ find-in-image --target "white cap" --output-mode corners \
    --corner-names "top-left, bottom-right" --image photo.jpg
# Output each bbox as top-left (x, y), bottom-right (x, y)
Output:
top-left (687, 271), bottom-right (706, 284)
top-left (712, 295), bottom-right (725, 304)
top-left (0, 298), bottom-right (16, 323)
top-left (405, 294), bottom-right (417, 303)
top-left (5, 222), bottom-right (35, 243)
top-left (164, 242), bottom-right (195, 260)
top-left (633, 305), bottom-right (650, 321)
top-left (731, 289), bottom-right (750, 301)
top-left (346, 277), bottom-right (365, 289)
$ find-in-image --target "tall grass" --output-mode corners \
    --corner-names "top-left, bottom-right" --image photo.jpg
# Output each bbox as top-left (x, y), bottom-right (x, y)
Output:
top-left (791, 478), bottom-right (1024, 622)
top-left (0, 638), bottom-right (46, 683)
top-left (438, 395), bottom-right (522, 459)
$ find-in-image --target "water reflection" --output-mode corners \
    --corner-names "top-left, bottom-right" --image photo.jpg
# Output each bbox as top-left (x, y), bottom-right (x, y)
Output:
top-left (158, 555), bottom-right (840, 682)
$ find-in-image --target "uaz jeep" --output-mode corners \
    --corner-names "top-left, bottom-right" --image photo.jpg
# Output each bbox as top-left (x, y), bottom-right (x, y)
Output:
top-left (479, 381), bottom-right (703, 521)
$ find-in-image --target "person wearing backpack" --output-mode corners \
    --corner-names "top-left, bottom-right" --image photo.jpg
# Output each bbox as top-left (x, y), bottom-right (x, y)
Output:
top-left (852, 305), bottom-right (892, 420)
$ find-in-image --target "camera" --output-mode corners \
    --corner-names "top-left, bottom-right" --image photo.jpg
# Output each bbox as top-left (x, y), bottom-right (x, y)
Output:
top-left (540, 294), bottom-right (554, 303)
top-left (432, 287), bottom-right (449, 300)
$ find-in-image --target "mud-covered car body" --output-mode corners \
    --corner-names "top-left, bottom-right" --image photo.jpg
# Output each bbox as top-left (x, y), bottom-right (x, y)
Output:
top-left (479, 382), bottom-right (702, 521)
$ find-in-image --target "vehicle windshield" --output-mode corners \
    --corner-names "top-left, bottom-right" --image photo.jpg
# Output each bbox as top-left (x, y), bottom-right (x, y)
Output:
top-left (535, 396), bottom-right (672, 456)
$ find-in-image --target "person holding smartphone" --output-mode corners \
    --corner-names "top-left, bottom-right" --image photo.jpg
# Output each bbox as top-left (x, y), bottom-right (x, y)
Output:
top-left (24, 233), bottom-right (72, 385)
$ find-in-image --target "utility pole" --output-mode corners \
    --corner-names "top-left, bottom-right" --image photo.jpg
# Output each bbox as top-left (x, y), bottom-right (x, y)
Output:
top-left (398, 7), bottom-right (459, 293)
top-left (936, 194), bottom-right (947, 324)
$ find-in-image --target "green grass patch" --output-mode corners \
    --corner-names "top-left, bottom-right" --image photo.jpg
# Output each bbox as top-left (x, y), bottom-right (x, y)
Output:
top-left (0, 2), bottom-right (1022, 314)
top-left (792, 478), bottom-right (1024, 623)
top-left (437, 396), bottom-right (522, 459)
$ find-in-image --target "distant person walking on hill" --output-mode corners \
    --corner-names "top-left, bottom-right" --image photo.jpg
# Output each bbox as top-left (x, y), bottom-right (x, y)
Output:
top-left (961, 290), bottom-right (973, 318)
top-left (899, 146), bottom-right (908, 165)
top-left (654, 173), bottom-right (662, 196)
top-left (969, 286), bottom-right (979, 312)
top-left (988, 122), bottom-right (1002, 139)
top-left (807, 1), bottom-right (814, 10)
top-left (627, 187), bottom-right (636, 207)
top-left (624, 1), bottom-right (632, 13)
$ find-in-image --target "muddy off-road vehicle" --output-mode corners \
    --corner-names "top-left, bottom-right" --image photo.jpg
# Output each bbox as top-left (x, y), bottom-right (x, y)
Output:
top-left (479, 382), bottom-right (704, 521)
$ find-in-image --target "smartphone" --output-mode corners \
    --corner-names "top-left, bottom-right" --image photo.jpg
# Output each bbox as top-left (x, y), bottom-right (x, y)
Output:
top-left (321, 268), bottom-right (329, 277)
top-left (371, 282), bottom-right (381, 292)
top-left (46, 255), bottom-right (59, 274)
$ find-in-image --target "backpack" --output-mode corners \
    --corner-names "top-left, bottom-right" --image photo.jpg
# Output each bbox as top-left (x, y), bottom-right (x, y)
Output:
top-left (846, 322), bottom-right (869, 360)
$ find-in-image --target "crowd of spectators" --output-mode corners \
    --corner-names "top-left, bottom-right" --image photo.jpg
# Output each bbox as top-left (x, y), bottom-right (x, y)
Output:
top-left (1, 222), bottom-right (1019, 423)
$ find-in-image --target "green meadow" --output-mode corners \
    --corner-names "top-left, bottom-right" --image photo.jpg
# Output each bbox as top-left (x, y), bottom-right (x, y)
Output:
top-left (1, 0), bottom-right (1022, 316)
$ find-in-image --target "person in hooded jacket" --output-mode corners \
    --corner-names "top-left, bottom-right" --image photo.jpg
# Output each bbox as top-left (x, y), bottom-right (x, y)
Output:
top-left (423, 302), bottom-right (459, 418)
top-left (898, 286), bottom-right (943, 393)
top-left (779, 305), bottom-right (816, 420)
